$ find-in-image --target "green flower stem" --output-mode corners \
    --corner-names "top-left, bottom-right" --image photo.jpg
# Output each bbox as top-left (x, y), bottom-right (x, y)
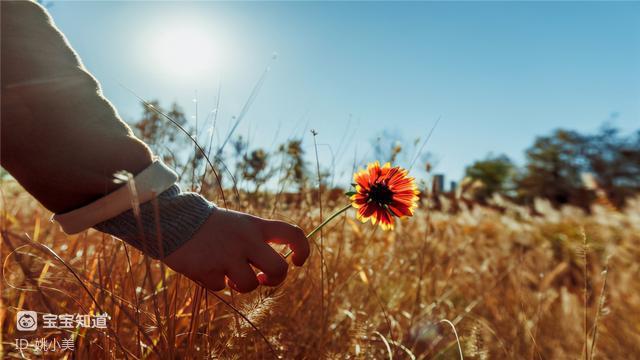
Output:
top-left (284, 203), bottom-right (352, 258)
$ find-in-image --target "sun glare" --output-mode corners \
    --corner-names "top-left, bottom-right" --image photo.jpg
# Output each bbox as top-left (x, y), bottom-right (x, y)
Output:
top-left (149, 21), bottom-right (224, 79)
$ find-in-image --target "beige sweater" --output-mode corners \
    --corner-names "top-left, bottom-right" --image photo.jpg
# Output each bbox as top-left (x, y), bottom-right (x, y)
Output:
top-left (2, 1), bottom-right (216, 258)
top-left (1, 0), bottom-right (153, 213)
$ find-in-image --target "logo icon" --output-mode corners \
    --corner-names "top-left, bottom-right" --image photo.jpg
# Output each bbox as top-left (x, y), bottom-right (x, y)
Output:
top-left (16, 311), bottom-right (37, 331)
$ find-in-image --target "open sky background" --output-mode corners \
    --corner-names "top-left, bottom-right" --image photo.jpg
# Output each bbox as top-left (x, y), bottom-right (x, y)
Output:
top-left (47, 1), bottom-right (640, 188)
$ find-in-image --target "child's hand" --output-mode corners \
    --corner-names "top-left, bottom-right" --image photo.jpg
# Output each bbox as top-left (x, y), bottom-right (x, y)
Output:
top-left (163, 209), bottom-right (309, 293)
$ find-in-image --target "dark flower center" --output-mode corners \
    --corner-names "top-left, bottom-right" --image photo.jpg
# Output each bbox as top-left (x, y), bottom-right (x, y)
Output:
top-left (368, 182), bottom-right (393, 205)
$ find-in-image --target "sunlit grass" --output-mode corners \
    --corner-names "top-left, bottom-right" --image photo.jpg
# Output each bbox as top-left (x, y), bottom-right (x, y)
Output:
top-left (2, 178), bottom-right (638, 358)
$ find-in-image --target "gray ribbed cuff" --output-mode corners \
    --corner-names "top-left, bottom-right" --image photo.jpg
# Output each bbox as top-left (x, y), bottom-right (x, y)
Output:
top-left (93, 185), bottom-right (215, 259)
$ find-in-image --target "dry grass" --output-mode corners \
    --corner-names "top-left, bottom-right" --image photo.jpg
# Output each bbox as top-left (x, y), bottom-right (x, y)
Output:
top-left (1, 180), bottom-right (639, 359)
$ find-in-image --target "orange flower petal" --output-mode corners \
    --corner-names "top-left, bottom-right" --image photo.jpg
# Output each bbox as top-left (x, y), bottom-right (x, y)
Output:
top-left (349, 161), bottom-right (419, 231)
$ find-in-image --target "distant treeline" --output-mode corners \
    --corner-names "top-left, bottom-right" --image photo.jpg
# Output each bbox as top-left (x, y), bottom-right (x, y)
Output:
top-left (464, 126), bottom-right (640, 209)
top-left (130, 100), bottom-right (639, 210)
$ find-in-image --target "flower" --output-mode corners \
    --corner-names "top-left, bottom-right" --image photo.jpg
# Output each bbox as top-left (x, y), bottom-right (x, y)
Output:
top-left (350, 161), bottom-right (420, 230)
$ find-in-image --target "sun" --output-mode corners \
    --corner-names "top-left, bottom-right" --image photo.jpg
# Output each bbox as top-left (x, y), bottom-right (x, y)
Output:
top-left (148, 20), bottom-right (224, 80)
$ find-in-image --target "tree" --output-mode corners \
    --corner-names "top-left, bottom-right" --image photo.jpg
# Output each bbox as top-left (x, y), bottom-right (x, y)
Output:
top-left (133, 101), bottom-right (187, 148)
top-left (465, 154), bottom-right (516, 202)
top-left (516, 126), bottom-right (640, 208)
top-left (230, 135), bottom-right (249, 183)
top-left (278, 139), bottom-right (309, 192)
top-left (516, 129), bottom-right (587, 206)
top-left (130, 100), bottom-right (210, 188)
top-left (582, 126), bottom-right (640, 207)
top-left (241, 149), bottom-right (273, 194)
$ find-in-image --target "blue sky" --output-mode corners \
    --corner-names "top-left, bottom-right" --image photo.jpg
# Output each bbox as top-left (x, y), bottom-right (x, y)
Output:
top-left (48, 1), bottom-right (640, 187)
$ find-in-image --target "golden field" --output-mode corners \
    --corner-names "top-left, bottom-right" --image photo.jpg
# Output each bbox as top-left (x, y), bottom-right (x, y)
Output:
top-left (1, 181), bottom-right (639, 359)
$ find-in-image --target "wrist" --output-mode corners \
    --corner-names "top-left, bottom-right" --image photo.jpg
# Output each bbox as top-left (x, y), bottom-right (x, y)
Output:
top-left (93, 185), bottom-right (216, 259)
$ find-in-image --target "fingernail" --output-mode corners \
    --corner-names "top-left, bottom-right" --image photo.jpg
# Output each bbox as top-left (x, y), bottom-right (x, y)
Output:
top-left (257, 272), bottom-right (267, 284)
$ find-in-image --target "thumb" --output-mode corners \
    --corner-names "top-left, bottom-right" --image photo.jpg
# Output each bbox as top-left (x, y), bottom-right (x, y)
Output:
top-left (261, 220), bottom-right (310, 266)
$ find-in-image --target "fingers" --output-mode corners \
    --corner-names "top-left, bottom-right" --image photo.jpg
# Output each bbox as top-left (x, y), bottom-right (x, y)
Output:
top-left (248, 242), bottom-right (288, 286)
top-left (226, 262), bottom-right (259, 293)
top-left (262, 221), bottom-right (310, 267)
top-left (199, 271), bottom-right (226, 292)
